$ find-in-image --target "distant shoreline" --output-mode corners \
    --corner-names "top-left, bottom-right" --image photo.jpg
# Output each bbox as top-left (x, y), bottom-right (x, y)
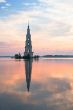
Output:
top-left (42, 55), bottom-right (73, 58)
top-left (1, 55), bottom-right (73, 58)
top-left (0, 56), bottom-right (12, 58)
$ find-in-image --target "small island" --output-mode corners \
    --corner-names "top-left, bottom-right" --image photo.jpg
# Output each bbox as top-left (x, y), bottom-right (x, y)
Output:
top-left (14, 53), bottom-right (39, 59)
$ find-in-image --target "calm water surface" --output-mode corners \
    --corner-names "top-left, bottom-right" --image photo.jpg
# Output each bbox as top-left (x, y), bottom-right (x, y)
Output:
top-left (0, 58), bottom-right (73, 110)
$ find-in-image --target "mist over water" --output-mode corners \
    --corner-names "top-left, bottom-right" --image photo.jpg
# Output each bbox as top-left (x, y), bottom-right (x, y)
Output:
top-left (0, 58), bottom-right (73, 110)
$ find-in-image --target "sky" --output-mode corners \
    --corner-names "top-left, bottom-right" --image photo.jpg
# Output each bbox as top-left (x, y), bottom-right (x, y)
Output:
top-left (0, 0), bottom-right (73, 55)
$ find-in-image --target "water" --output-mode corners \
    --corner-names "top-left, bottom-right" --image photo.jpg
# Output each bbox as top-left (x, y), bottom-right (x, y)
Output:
top-left (0, 58), bottom-right (73, 110)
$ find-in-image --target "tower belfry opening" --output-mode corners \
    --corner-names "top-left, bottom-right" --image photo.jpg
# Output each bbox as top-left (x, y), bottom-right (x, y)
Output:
top-left (24, 23), bottom-right (33, 58)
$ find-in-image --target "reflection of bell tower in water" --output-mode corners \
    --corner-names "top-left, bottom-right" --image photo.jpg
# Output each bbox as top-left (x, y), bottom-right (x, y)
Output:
top-left (25, 60), bottom-right (32, 92)
top-left (24, 23), bottom-right (33, 57)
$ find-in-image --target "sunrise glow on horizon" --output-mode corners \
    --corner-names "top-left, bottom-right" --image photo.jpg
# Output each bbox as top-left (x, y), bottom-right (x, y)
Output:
top-left (0, 0), bottom-right (73, 56)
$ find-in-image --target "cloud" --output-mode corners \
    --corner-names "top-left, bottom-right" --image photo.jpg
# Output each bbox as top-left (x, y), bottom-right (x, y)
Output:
top-left (0, 41), bottom-right (10, 47)
top-left (1, 6), bottom-right (6, 9)
top-left (48, 21), bottom-right (71, 37)
top-left (0, 0), bottom-right (6, 3)
top-left (5, 3), bottom-right (11, 7)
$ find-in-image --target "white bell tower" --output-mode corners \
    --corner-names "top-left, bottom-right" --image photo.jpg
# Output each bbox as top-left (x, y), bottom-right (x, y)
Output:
top-left (24, 23), bottom-right (33, 57)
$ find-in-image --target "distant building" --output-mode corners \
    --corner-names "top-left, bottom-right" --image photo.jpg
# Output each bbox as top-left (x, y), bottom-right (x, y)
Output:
top-left (24, 23), bottom-right (33, 57)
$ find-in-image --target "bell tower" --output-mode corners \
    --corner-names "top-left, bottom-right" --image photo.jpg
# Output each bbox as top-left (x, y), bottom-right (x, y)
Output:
top-left (24, 23), bottom-right (33, 57)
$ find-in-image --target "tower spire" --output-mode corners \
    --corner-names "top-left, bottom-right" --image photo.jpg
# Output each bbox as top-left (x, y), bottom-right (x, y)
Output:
top-left (28, 21), bottom-right (29, 29)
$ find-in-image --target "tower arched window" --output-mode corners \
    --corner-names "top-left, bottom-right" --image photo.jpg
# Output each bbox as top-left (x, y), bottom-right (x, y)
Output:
top-left (28, 43), bottom-right (29, 45)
